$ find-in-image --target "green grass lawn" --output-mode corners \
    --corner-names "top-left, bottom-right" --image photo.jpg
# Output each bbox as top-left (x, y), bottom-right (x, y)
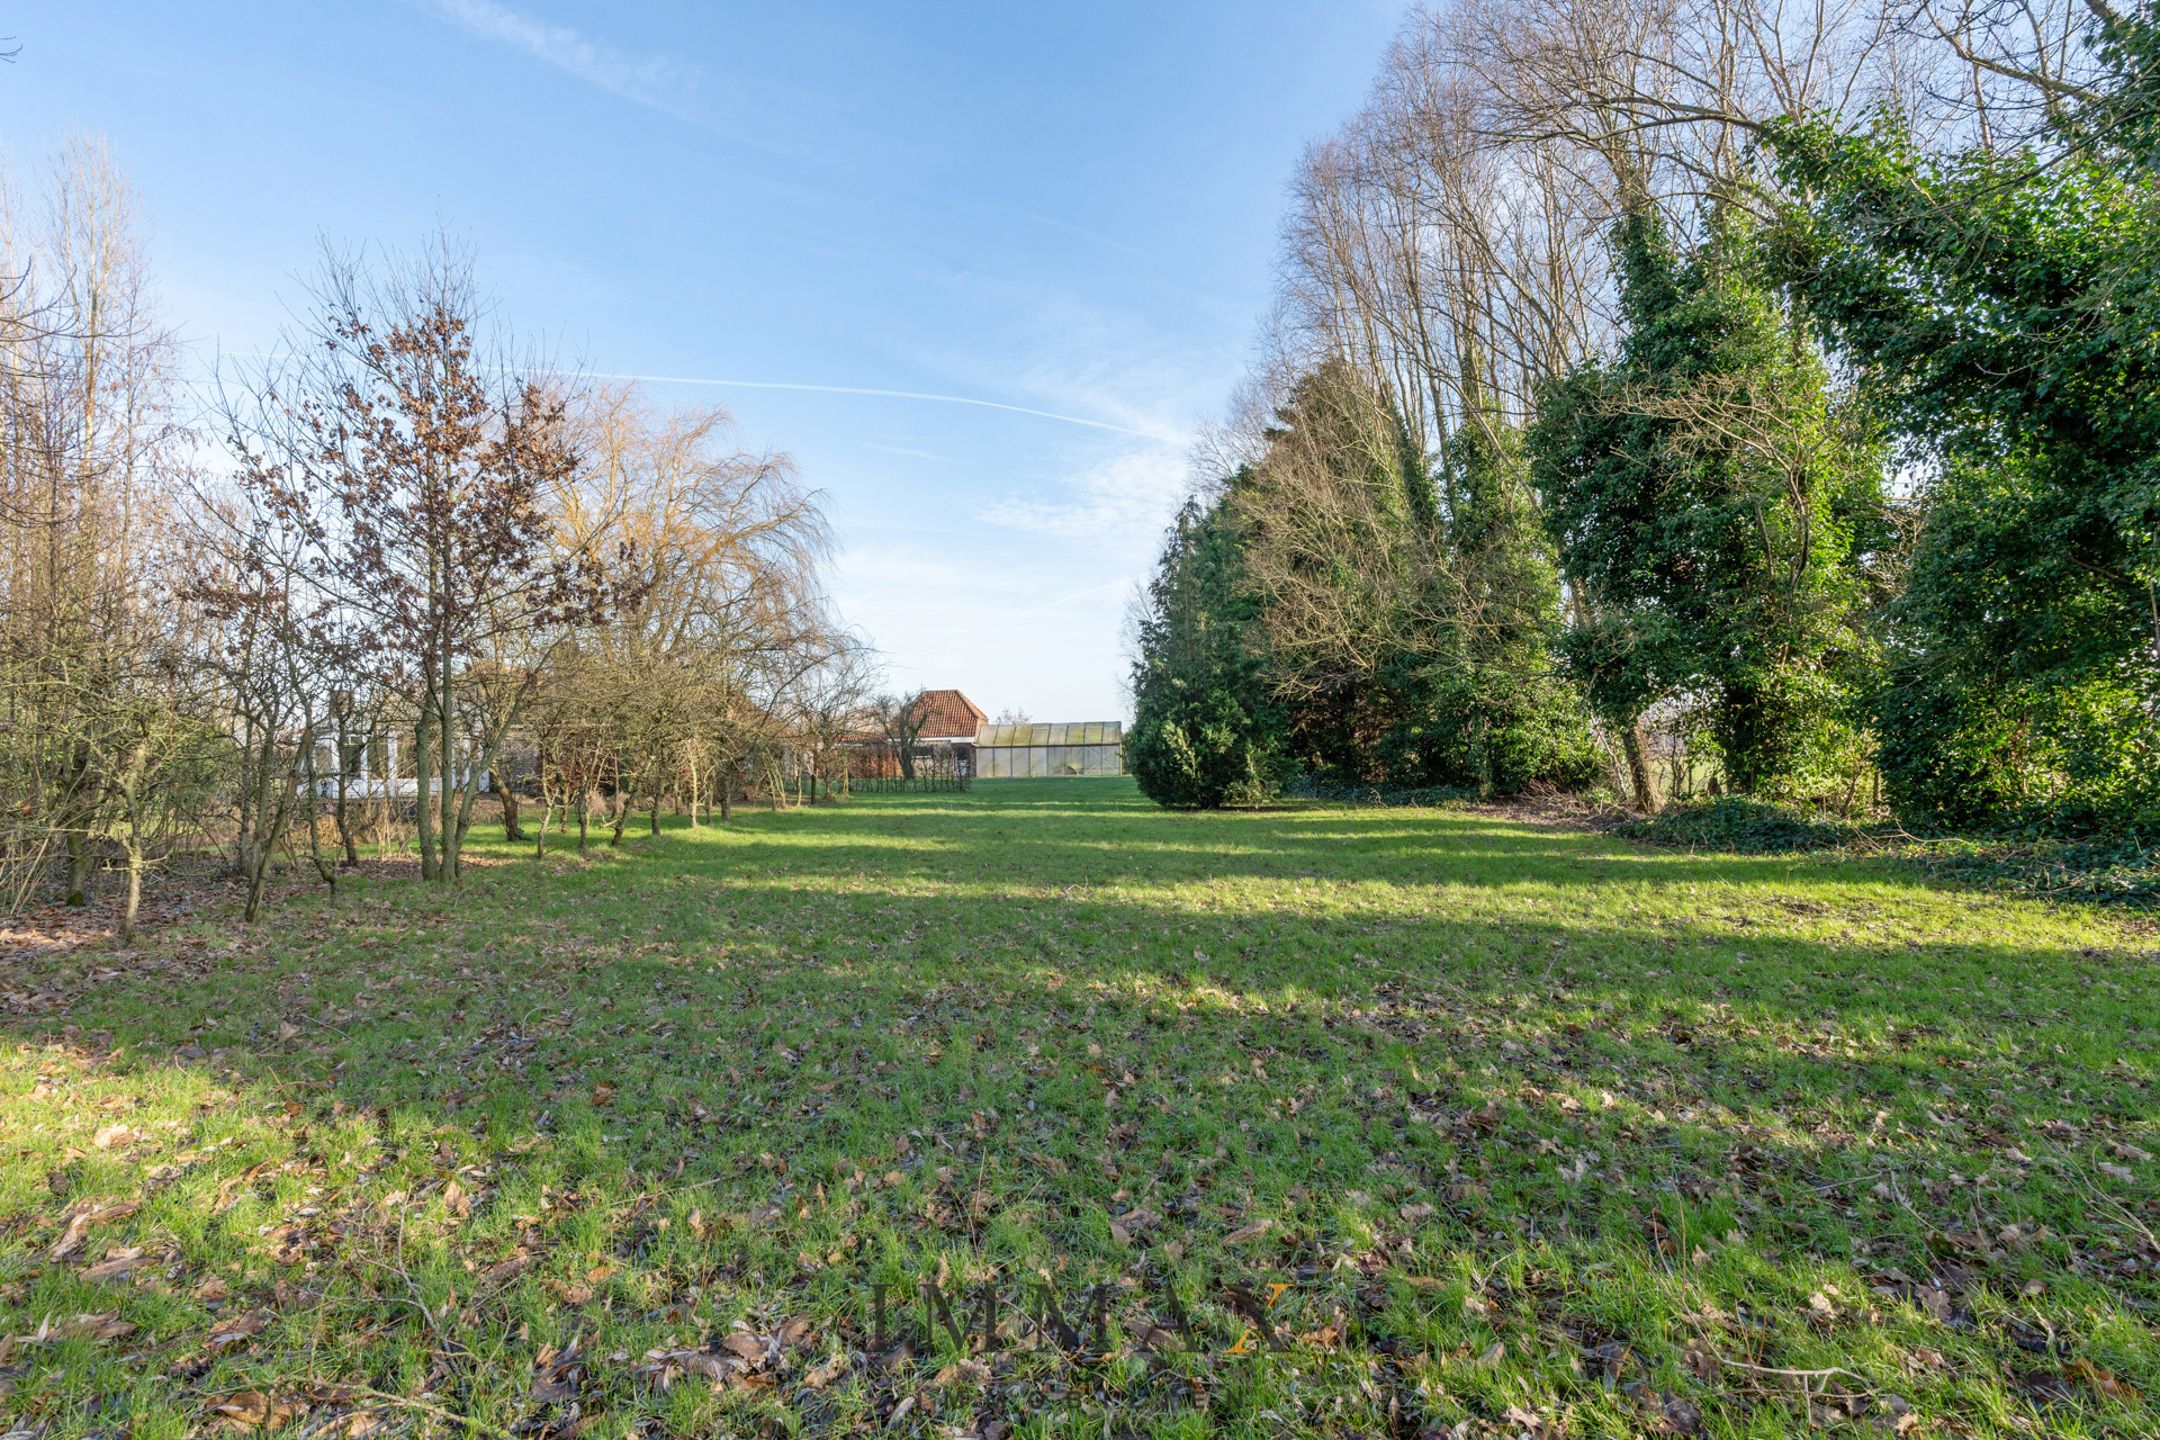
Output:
top-left (4, 778), bottom-right (2156, 1438)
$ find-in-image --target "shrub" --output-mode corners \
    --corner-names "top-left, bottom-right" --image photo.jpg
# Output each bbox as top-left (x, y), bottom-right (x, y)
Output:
top-left (1126, 685), bottom-right (1284, 809)
top-left (1614, 797), bottom-right (1867, 853)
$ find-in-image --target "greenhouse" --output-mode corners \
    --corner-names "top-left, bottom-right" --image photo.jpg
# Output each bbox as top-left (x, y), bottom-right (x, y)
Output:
top-left (973, 721), bottom-right (1124, 778)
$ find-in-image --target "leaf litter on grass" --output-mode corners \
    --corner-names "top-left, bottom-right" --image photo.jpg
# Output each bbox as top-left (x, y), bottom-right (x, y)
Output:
top-left (0, 778), bottom-right (2154, 1437)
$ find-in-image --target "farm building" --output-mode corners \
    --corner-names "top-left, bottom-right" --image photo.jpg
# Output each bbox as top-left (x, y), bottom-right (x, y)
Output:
top-left (841, 689), bottom-right (985, 780)
top-left (973, 721), bottom-right (1124, 777)
top-left (911, 689), bottom-right (988, 744)
top-left (840, 689), bottom-right (1124, 779)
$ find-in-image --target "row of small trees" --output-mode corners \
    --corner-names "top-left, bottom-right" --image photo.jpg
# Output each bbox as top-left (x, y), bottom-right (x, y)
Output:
top-left (2, 143), bottom-right (865, 931)
top-left (1131, 0), bottom-right (2157, 839)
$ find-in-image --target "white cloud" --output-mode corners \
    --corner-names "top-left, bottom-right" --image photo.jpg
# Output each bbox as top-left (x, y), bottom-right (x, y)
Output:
top-left (856, 440), bottom-right (961, 465)
top-left (423, 0), bottom-right (702, 120)
top-left (1008, 352), bottom-right (1206, 447)
top-left (839, 552), bottom-right (975, 590)
top-left (977, 442), bottom-right (1191, 559)
top-left (914, 275), bottom-right (1225, 449)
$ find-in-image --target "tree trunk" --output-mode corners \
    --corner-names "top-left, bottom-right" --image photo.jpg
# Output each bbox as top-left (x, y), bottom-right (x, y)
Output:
top-left (302, 742), bottom-right (335, 896)
top-left (62, 738), bottom-right (91, 905)
top-left (495, 730), bottom-right (526, 843)
top-left (444, 729), bottom-right (498, 883)
top-left (244, 864), bottom-right (269, 924)
top-left (117, 743), bottom-right (146, 942)
top-left (415, 701), bottom-right (439, 882)
top-left (240, 729), bottom-right (293, 924)
top-left (436, 653), bottom-right (462, 882)
top-left (1620, 721), bottom-right (1655, 813)
top-left (372, 738), bottom-right (391, 854)
top-left (335, 757), bottom-right (359, 866)
top-left (122, 848), bottom-right (142, 943)
top-left (64, 827), bottom-right (88, 907)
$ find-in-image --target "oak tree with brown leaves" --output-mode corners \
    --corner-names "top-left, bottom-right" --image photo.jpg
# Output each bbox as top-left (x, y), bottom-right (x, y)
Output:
top-left (227, 243), bottom-right (615, 884)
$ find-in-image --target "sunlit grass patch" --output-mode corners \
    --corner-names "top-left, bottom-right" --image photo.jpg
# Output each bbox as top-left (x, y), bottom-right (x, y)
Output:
top-left (2, 778), bottom-right (2154, 1437)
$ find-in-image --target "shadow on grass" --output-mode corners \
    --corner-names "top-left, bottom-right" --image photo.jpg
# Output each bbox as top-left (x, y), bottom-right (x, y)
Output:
top-left (16, 782), bottom-right (2153, 1211)
top-left (4, 778), bottom-right (2155, 1434)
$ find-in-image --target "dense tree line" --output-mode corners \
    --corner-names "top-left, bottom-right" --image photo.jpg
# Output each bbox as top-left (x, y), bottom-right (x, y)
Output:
top-left (1132, 0), bottom-right (2156, 839)
top-left (2, 146), bottom-right (863, 927)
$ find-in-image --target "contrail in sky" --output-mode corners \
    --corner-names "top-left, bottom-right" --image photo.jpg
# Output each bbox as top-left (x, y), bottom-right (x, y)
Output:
top-left (212, 350), bottom-right (1181, 443)
top-left (578, 372), bottom-right (1183, 442)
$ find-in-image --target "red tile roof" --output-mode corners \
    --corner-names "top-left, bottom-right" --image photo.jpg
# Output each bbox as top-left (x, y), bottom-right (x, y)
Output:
top-left (911, 689), bottom-right (987, 738)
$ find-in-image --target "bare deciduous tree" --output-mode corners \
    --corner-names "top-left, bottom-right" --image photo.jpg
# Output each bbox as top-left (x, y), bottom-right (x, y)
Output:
top-left (1, 138), bottom-right (205, 918)
top-left (224, 242), bottom-right (614, 885)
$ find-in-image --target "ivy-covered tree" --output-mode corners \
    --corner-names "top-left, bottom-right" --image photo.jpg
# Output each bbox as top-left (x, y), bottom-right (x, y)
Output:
top-left (1767, 8), bottom-right (2160, 835)
top-left (1232, 359), bottom-right (1599, 796)
top-left (1530, 203), bottom-right (1886, 800)
top-left (1230, 360), bottom-right (1430, 786)
top-left (1380, 415), bottom-right (1603, 795)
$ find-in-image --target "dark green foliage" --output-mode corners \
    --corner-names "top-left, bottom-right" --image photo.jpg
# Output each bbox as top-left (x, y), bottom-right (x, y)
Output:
top-left (1234, 361), bottom-right (1440, 787)
top-left (1124, 680), bottom-right (1284, 809)
top-left (1886, 834), bottom-right (2160, 909)
top-left (1614, 796), bottom-right (1869, 853)
top-left (1613, 798), bottom-right (2159, 906)
top-left (1870, 456), bottom-right (2159, 833)
top-left (1530, 204), bottom-right (1887, 801)
top-left (1374, 668), bottom-right (1604, 795)
top-left (1283, 776), bottom-right (1484, 807)
top-left (1382, 418), bottom-right (1605, 795)
top-left (1136, 361), bottom-right (1601, 809)
top-left (1766, 9), bottom-right (2160, 837)
top-left (1127, 494), bottom-right (1286, 808)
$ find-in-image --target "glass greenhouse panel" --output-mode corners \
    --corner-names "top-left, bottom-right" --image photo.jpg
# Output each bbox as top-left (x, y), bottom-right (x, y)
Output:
top-left (965, 721), bottom-right (1126, 777)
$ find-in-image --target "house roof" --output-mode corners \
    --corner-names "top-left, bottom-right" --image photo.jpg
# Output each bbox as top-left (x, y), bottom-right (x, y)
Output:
top-left (911, 689), bottom-right (987, 738)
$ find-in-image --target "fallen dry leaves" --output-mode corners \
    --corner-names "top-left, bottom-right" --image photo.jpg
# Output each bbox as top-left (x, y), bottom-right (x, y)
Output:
top-left (50, 1198), bottom-right (139, 1261)
top-left (207, 1390), bottom-right (299, 1433)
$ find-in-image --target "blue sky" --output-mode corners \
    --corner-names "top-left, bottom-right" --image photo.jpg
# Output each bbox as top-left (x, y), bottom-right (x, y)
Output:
top-left (1, 2), bottom-right (1400, 720)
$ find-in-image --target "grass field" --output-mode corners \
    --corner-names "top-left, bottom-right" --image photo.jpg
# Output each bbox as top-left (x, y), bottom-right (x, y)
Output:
top-left (4, 777), bottom-right (2156, 1438)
